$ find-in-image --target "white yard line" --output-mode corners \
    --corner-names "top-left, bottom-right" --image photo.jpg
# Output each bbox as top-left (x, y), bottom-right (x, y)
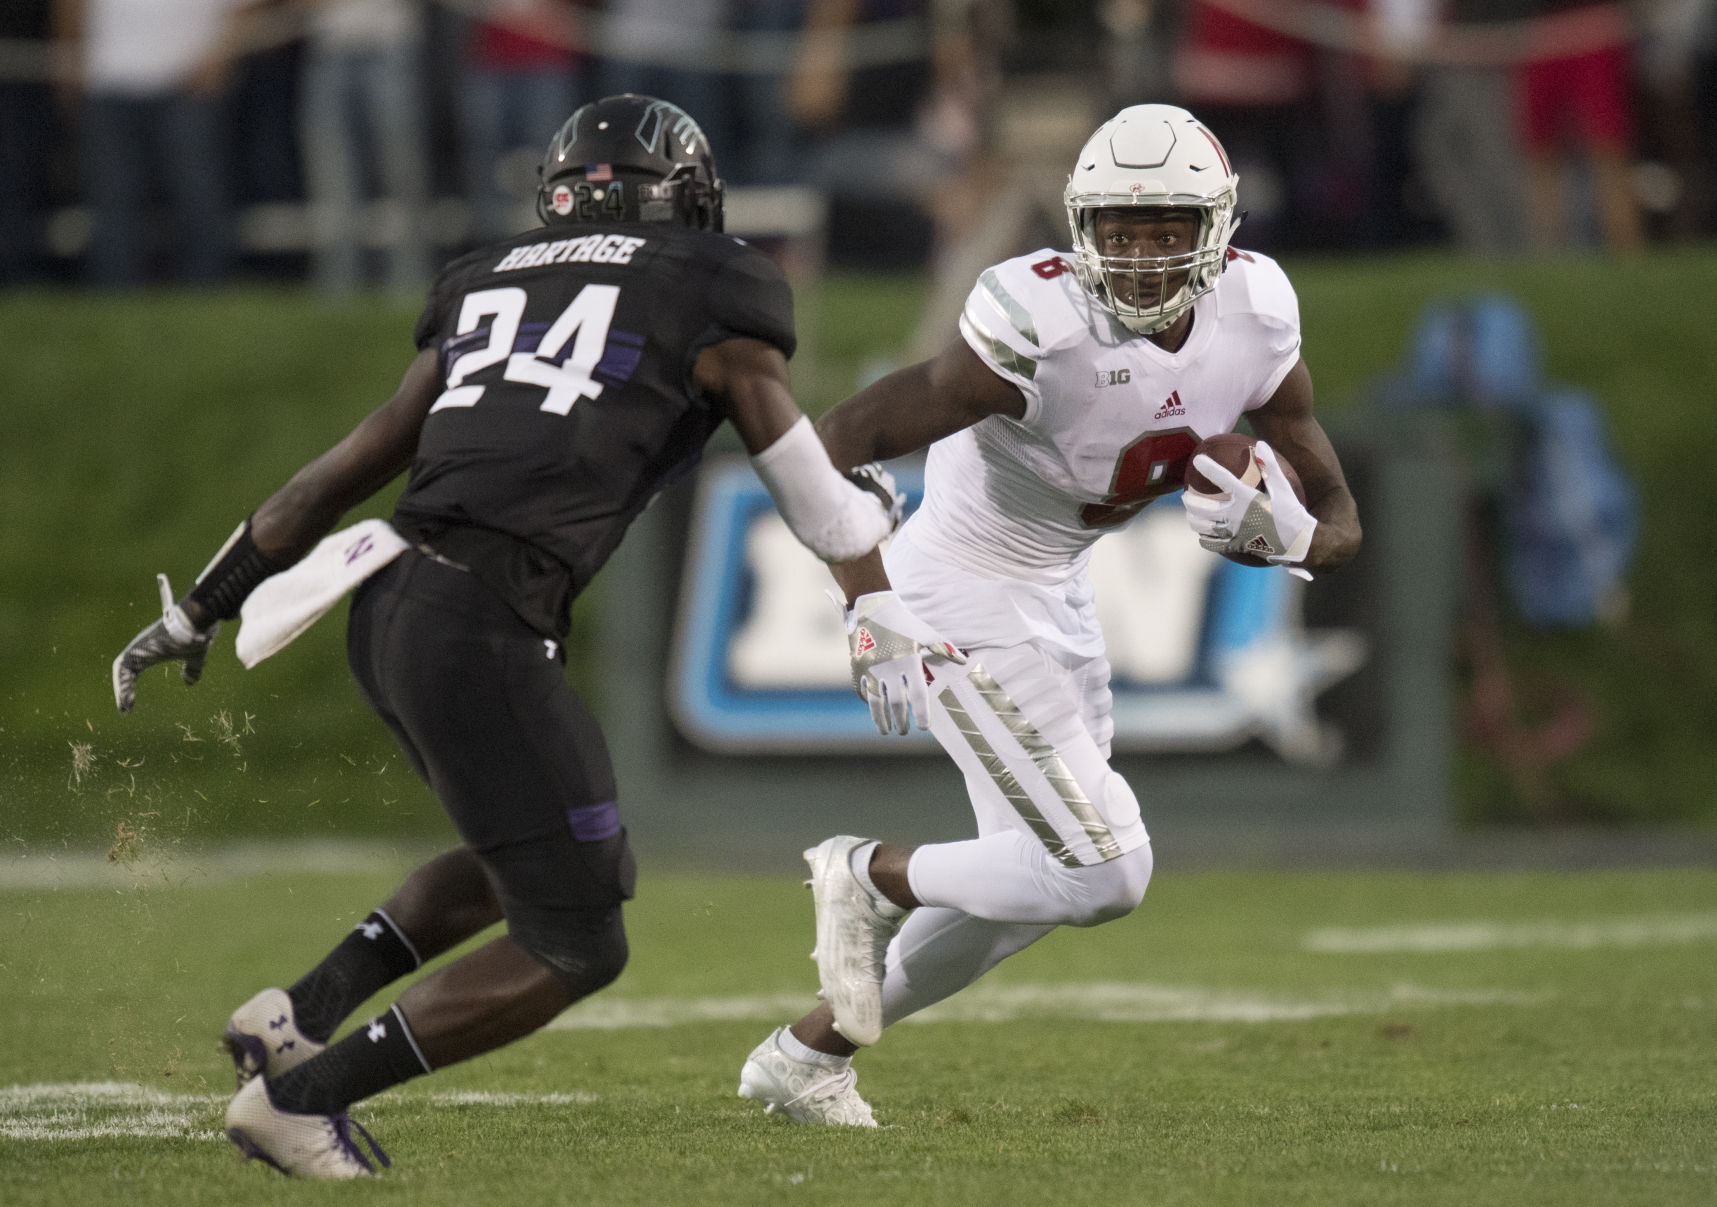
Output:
top-left (0, 841), bottom-right (427, 891)
top-left (377, 1089), bottom-right (599, 1108)
top-left (0, 980), bottom-right (1538, 1143)
top-left (0, 1083), bottom-right (227, 1142)
top-left (545, 980), bottom-right (1543, 1030)
top-left (0, 1082), bottom-right (598, 1143)
top-left (1302, 912), bottom-right (1717, 953)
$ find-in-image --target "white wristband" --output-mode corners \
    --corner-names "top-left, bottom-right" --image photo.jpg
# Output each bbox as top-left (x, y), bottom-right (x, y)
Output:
top-left (749, 416), bottom-right (892, 562)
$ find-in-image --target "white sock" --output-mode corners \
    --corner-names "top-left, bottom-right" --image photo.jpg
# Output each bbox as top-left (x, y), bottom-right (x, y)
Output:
top-left (777, 1027), bottom-right (848, 1068)
top-left (849, 840), bottom-right (908, 921)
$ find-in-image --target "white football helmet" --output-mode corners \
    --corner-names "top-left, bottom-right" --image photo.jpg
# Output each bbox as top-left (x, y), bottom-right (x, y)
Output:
top-left (1064, 104), bottom-right (1241, 335)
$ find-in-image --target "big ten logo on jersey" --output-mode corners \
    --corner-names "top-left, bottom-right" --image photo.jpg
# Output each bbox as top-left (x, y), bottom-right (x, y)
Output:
top-left (1094, 368), bottom-right (1131, 388)
top-left (494, 233), bottom-right (646, 273)
top-left (668, 460), bottom-right (1366, 761)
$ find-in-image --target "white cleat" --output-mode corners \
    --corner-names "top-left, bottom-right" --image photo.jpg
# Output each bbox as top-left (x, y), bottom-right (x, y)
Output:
top-left (737, 1028), bottom-right (878, 1127)
top-left (224, 1076), bottom-right (390, 1179)
top-left (803, 835), bottom-right (902, 1047)
top-left (221, 988), bottom-right (325, 1089)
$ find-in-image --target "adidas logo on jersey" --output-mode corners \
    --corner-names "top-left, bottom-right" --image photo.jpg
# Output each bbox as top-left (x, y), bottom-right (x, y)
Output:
top-left (1154, 390), bottom-right (1186, 419)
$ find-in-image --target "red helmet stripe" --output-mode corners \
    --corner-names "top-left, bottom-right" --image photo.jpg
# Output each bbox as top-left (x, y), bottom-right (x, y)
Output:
top-left (1195, 125), bottom-right (1231, 176)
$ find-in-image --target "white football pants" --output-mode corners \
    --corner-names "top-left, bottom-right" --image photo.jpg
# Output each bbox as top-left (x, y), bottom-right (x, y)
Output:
top-left (880, 641), bottom-right (1154, 1028)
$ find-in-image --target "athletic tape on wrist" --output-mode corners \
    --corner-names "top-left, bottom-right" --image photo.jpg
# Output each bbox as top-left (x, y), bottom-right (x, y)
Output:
top-left (749, 416), bottom-right (891, 563)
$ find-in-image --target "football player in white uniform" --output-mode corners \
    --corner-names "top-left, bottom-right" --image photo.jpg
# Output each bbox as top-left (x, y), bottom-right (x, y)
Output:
top-left (736, 104), bottom-right (1362, 1125)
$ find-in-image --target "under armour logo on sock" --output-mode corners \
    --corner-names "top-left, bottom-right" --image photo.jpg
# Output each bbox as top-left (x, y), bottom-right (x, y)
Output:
top-left (268, 1014), bottom-right (288, 1030)
top-left (275, 1039), bottom-right (296, 1054)
top-left (356, 921), bottom-right (385, 940)
top-left (367, 1019), bottom-right (387, 1043)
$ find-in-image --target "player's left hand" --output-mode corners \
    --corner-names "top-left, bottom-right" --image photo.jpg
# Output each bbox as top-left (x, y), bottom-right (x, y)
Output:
top-left (112, 574), bottom-right (221, 715)
top-left (1181, 440), bottom-right (1317, 577)
top-left (846, 591), bottom-right (965, 736)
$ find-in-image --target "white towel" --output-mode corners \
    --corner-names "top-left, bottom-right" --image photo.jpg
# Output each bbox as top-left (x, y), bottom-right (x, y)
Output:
top-left (236, 519), bottom-right (409, 668)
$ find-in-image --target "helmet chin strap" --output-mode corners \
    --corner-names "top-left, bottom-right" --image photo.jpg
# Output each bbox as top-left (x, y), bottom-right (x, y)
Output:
top-left (1118, 308), bottom-right (1182, 336)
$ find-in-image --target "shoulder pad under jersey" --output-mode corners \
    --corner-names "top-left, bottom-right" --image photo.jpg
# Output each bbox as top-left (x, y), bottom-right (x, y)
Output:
top-left (957, 250), bottom-right (1088, 399)
top-left (1214, 248), bottom-right (1299, 334)
top-left (1217, 248), bottom-right (1304, 409)
top-left (700, 232), bottom-right (797, 359)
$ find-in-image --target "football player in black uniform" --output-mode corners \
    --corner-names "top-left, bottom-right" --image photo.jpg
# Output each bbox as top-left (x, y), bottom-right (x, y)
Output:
top-left (110, 95), bottom-right (900, 1179)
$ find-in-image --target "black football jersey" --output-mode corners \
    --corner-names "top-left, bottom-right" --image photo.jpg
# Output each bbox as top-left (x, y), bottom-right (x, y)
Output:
top-left (393, 221), bottom-right (795, 639)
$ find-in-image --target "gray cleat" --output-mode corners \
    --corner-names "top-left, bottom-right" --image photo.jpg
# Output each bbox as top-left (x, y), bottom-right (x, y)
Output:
top-left (804, 835), bottom-right (902, 1046)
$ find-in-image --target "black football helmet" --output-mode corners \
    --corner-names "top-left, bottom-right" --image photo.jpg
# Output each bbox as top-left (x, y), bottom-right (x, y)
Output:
top-left (537, 94), bottom-right (724, 232)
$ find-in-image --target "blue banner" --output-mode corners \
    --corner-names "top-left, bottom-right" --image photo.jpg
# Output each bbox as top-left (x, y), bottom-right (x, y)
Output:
top-left (669, 459), bottom-right (1367, 762)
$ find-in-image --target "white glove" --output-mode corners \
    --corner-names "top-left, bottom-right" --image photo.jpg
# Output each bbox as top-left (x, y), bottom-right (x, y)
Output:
top-left (112, 574), bottom-right (221, 714)
top-left (846, 591), bottom-right (965, 736)
top-left (1181, 440), bottom-right (1317, 578)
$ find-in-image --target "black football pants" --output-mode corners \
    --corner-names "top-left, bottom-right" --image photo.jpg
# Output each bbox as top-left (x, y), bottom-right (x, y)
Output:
top-left (346, 551), bottom-right (635, 982)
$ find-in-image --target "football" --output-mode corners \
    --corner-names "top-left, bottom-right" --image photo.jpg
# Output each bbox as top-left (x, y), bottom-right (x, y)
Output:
top-left (1184, 432), bottom-right (1306, 567)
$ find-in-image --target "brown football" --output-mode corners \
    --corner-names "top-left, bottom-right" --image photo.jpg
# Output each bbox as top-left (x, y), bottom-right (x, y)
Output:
top-left (1184, 432), bottom-right (1306, 567)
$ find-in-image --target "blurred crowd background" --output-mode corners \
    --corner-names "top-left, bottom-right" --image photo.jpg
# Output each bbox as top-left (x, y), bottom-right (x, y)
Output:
top-left (3, 0), bottom-right (1716, 295)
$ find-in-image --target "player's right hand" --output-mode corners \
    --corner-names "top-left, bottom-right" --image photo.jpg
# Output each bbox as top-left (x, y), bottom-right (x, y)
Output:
top-left (112, 574), bottom-right (220, 715)
top-left (841, 462), bottom-right (905, 536)
top-left (1182, 440), bottom-right (1317, 569)
top-left (846, 591), bottom-right (965, 736)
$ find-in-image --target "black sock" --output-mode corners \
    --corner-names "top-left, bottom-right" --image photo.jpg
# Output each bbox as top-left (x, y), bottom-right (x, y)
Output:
top-left (287, 909), bottom-right (422, 1043)
top-left (267, 1003), bottom-right (431, 1116)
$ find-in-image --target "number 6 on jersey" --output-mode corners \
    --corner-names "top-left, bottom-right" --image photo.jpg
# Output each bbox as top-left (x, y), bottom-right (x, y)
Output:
top-left (431, 283), bottom-right (621, 416)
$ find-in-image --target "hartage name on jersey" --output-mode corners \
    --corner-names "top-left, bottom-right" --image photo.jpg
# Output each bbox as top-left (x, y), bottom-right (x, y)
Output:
top-left (492, 234), bottom-right (650, 272)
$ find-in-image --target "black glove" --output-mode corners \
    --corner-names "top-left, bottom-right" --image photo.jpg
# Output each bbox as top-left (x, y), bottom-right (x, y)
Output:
top-left (112, 574), bottom-right (220, 715)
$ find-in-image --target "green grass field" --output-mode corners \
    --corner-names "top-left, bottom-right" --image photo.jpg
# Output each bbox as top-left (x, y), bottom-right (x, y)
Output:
top-left (3, 849), bottom-right (1715, 1204)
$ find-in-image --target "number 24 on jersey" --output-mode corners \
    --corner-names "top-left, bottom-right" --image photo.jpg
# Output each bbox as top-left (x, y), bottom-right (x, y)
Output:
top-left (430, 285), bottom-right (620, 416)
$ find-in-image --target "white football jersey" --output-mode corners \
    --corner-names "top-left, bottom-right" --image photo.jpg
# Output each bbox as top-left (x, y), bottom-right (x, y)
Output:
top-left (887, 246), bottom-right (1301, 655)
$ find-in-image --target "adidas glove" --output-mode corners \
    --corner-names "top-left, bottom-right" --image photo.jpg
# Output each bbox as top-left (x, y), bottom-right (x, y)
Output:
top-left (112, 573), bottom-right (221, 715)
top-left (1182, 440), bottom-right (1317, 578)
top-left (847, 591), bottom-right (965, 736)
